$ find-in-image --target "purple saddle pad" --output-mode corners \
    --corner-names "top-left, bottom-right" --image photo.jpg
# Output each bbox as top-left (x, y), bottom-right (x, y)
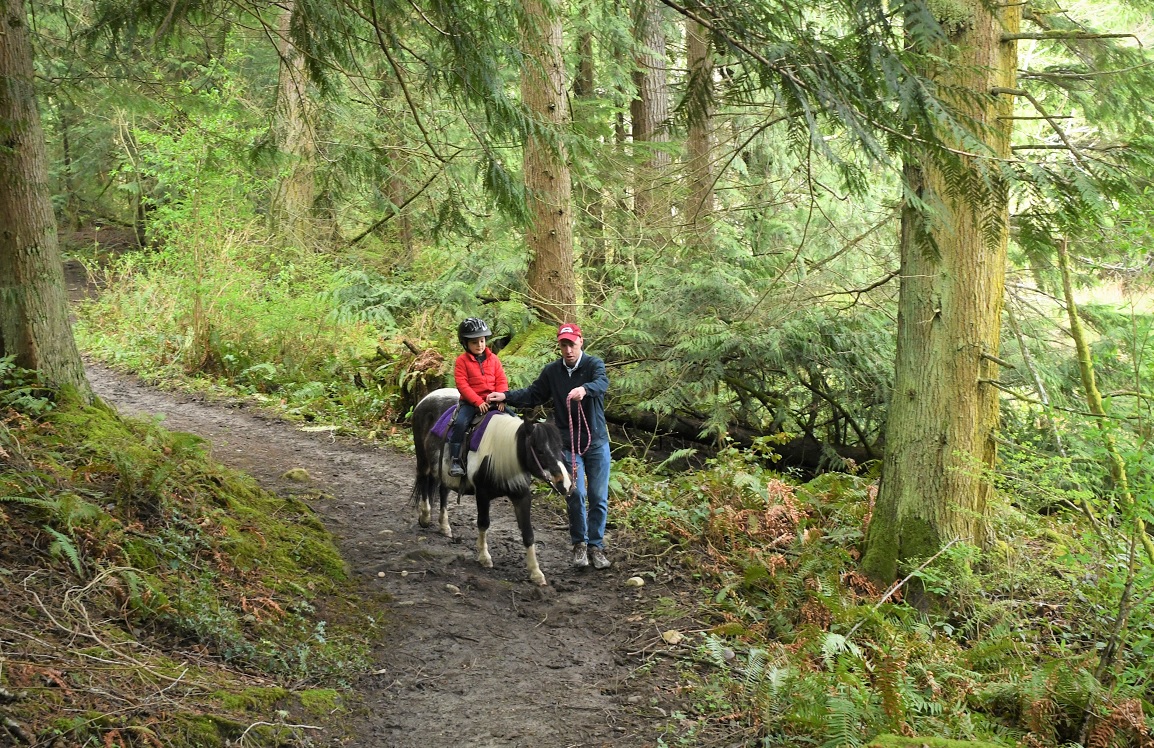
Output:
top-left (430, 405), bottom-right (456, 439)
top-left (430, 407), bottom-right (511, 449)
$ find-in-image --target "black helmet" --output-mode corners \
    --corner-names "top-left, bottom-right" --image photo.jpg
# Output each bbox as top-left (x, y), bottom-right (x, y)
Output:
top-left (457, 317), bottom-right (492, 349)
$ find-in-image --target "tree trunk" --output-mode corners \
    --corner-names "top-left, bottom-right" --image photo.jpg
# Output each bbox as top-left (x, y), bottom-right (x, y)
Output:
top-left (1056, 239), bottom-right (1154, 564)
top-left (630, 0), bottom-right (669, 223)
top-left (521, 0), bottom-right (576, 322)
top-left (862, 0), bottom-right (1019, 586)
top-left (684, 18), bottom-right (714, 246)
top-left (0, 0), bottom-right (91, 400)
top-left (378, 78), bottom-right (414, 258)
top-left (573, 31), bottom-right (608, 304)
top-left (271, 0), bottom-right (317, 246)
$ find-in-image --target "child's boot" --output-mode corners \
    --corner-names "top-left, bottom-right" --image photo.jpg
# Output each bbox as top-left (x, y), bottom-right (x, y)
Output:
top-left (449, 442), bottom-right (465, 477)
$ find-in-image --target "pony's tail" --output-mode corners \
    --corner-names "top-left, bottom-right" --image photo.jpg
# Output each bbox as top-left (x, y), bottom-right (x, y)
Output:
top-left (410, 437), bottom-right (442, 506)
top-left (411, 473), bottom-right (436, 507)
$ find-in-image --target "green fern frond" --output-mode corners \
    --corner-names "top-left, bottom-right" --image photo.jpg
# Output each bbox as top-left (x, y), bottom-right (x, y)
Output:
top-left (44, 526), bottom-right (86, 578)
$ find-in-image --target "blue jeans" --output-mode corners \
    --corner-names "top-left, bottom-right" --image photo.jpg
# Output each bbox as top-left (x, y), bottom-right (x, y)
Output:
top-left (566, 440), bottom-right (611, 548)
top-left (448, 402), bottom-right (477, 456)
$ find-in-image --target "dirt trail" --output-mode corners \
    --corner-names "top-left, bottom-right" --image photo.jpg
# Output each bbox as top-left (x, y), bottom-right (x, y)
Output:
top-left (86, 363), bottom-right (683, 748)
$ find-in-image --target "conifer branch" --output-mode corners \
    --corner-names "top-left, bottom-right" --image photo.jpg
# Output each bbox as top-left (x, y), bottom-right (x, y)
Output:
top-left (991, 87), bottom-right (1092, 170)
top-left (1020, 61), bottom-right (1154, 81)
top-left (348, 169), bottom-right (444, 246)
top-left (980, 352), bottom-right (1016, 369)
top-left (366, 4), bottom-right (446, 163)
top-left (1001, 31), bottom-right (1136, 41)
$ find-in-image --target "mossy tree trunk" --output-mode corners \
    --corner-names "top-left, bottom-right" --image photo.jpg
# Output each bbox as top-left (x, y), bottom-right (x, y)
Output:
top-left (862, 0), bottom-right (1019, 586)
top-left (573, 31), bottom-right (608, 305)
top-left (521, 0), bottom-right (576, 322)
top-left (683, 17), bottom-right (714, 249)
top-left (630, 0), bottom-right (669, 225)
top-left (270, 0), bottom-right (318, 246)
top-left (0, 0), bottom-right (91, 400)
top-left (1055, 239), bottom-right (1154, 564)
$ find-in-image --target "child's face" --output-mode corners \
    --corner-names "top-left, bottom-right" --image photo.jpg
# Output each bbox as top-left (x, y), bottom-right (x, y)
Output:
top-left (467, 337), bottom-right (487, 354)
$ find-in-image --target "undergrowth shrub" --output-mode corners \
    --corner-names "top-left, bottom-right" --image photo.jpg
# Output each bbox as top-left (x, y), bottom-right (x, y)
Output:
top-left (614, 439), bottom-right (1154, 747)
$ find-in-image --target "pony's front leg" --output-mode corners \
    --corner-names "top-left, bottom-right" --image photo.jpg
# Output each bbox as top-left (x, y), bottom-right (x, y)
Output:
top-left (475, 495), bottom-right (493, 568)
top-left (511, 493), bottom-right (546, 586)
top-left (437, 485), bottom-right (453, 537)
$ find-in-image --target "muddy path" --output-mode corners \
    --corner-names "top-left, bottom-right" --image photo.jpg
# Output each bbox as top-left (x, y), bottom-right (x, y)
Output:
top-left (86, 362), bottom-right (688, 748)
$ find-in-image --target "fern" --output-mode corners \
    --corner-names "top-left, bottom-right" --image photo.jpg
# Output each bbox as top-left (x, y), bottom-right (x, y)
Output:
top-left (822, 691), bottom-right (865, 748)
top-left (44, 526), bottom-right (86, 578)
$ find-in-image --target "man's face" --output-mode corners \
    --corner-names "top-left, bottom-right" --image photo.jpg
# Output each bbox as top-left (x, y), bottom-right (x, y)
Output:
top-left (559, 337), bottom-right (583, 366)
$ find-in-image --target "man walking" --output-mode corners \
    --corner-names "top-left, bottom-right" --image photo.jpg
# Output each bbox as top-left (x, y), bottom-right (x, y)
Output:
top-left (487, 323), bottom-right (613, 569)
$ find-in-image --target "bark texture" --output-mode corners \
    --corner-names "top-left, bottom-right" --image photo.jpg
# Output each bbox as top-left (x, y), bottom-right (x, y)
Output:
top-left (862, 0), bottom-right (1019, 585)
top-left (684, 18), bottom-right (714, 243)
top-left (0, 0), bottom-right (91, 399)
top-left (271, 0), bottom-right (318, 245)
top-left (521, 0), bottom-right (576, 322)
top-left (630, 0), bottom-right (669, 222)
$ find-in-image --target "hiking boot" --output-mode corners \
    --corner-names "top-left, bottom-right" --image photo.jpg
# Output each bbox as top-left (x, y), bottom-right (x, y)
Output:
top-left (449, 458), bottom-right (465, 477)
top-left (572, 542), bottom-right (589, 568)
top-left (589, 546), bottom-right (612, 570)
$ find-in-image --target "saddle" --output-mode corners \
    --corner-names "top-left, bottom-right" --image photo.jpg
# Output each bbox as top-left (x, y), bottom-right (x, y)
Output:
top-left (430, 405), bottom-right (510, 478)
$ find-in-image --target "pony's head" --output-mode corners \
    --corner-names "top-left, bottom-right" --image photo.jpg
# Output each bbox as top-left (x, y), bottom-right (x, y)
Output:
top-left (519, 421), bottom-right (573, 496)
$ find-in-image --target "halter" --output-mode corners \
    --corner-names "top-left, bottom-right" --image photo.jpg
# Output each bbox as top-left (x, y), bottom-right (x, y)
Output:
top-left (567, 398), bottom-right (592, 481)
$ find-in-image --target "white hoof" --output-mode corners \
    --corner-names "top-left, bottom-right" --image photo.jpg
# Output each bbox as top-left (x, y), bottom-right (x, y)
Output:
top-left (438, 511), bottom-right (452, 537)
top-left (526, 545), bottom-right (546, 586)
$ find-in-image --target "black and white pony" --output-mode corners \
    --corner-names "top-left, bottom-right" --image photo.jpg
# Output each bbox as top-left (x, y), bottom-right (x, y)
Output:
top-left (410, 387), bottom-right (572, 585)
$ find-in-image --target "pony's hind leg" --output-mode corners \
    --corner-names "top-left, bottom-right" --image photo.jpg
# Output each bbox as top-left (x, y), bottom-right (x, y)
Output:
top-left (417, 475), bottom-right (433, 528)
top-left (437, 485), bottom-right (452, 537)
top-left (475, 495), bottom-right (493, 568)
top-left (511, 494), bottom-right (546, 586)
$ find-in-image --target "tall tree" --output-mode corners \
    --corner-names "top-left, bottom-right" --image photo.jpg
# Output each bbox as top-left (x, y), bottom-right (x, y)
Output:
top-left (572, 29), bottom-right (609, 303)
top-left (270, 0), bottom-right (318, 245)
top-left (683, 17), bottom-right (713, 245)
top-left (630, 0), bottom-right (670, 223)
top-left (0, 0), bottom-right (91, 399)
top-left (521, 0), bottom-right (576, 321)
top-left (862, 0), bottom-right (1020, 585)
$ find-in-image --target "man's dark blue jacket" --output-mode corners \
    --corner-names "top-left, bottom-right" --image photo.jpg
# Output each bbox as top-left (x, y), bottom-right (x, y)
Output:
top-left (504, 353), bottom-right (609, 451)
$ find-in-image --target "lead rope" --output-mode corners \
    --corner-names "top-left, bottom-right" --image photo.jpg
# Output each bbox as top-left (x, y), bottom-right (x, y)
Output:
top-left (568, 399), bottom-right (592, 481)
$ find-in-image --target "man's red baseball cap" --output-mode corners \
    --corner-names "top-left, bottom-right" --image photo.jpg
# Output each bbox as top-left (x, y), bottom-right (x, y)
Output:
top-left (557, 323), bottom-right (582, 342)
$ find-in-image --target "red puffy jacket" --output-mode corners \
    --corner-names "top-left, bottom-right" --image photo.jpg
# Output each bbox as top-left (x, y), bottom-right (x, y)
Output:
top-left (453, 350), bottom-right (508, 407)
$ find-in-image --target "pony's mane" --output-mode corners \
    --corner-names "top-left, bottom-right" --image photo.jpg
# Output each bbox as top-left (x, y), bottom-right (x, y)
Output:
top-left (476, 414), bottom-right (525, 478)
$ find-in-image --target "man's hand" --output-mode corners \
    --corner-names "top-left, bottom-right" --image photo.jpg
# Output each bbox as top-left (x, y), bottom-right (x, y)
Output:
top-left (567, 386), bottom-right (586, 402)
top-left (487, 392), bottom-right (506, 404)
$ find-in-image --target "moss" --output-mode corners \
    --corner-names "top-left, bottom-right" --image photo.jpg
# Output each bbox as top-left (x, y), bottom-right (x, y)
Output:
top-left (867, 736), bottom-right (1007, 748)
top-left (926, 0), bottom-right (974, 36)
top-left (172, 714), bottom-right (247, 747)
top-left (899, 516), bottom-right (940, 563)
top-left (498, 322), bottom-right (556, 358)
top-left (213, 686), bottom-right (290, 711)
top-left (297, 688), bottom-right (343, 716)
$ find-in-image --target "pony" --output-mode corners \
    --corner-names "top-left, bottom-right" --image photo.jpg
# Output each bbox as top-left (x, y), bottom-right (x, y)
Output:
top-left (410, 388), bottom-right (572, 585)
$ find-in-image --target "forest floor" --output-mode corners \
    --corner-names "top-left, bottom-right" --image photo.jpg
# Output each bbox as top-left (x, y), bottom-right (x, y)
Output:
top-left (76, 281), bottom-right (702, 748)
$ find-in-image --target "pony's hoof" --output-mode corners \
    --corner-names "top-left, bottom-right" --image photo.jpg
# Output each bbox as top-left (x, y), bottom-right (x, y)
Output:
top-left (439, 525), bottom-right (453, 538)
top-left (531, 572), bottom-right (547, 586)
top-left (478, 554), bottom-right (494, 568)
